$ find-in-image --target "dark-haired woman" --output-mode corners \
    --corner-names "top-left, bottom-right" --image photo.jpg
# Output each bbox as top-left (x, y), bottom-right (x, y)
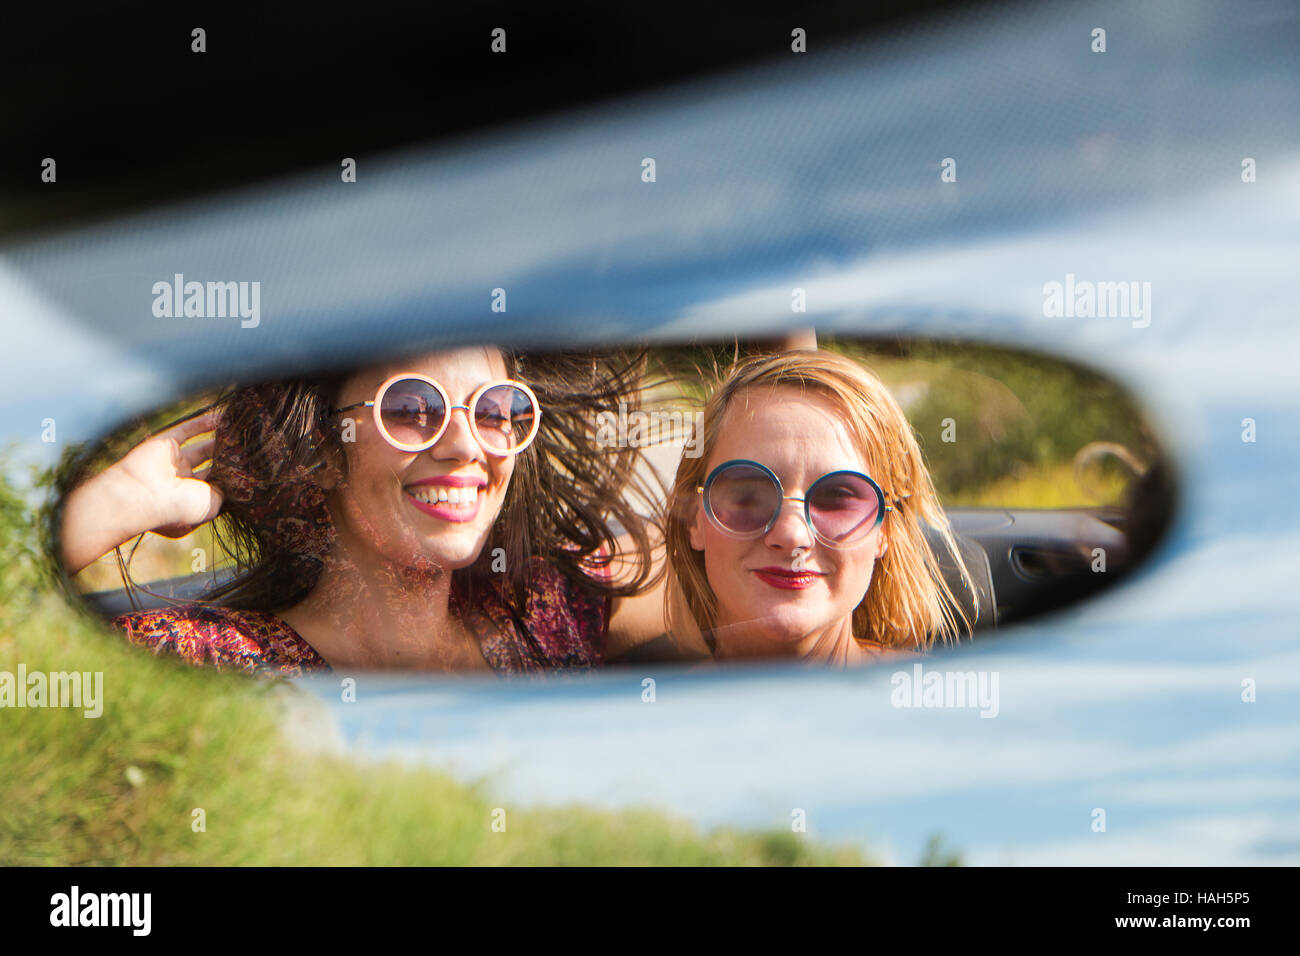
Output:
top-left (60, 346), bottom-right (665, 675)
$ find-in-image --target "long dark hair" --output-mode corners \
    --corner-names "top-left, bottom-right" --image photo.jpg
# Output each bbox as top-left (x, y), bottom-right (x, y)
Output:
top-left (200, 347), bottom-right (663, 614)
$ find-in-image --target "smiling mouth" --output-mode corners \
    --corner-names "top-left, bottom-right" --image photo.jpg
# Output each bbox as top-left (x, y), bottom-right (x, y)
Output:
top-left (403, 483), bottom-right (485, 522)
top-left (752, 567), bottom-right (823, 590)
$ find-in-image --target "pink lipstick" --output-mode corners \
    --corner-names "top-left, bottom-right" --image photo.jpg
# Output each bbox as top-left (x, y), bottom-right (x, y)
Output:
top-left (403, 475), bottom-right (487, 523)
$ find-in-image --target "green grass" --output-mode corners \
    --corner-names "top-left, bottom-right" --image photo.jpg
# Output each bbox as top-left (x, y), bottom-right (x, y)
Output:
top-left (942, 461), bottom-right (1129, 509)
top-left (1, 467), bottom-right (872, 866)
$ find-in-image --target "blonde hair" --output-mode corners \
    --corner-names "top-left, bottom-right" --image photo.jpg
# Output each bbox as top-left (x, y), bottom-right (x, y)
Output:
top-left (666, 349), bottom-right (978, 651)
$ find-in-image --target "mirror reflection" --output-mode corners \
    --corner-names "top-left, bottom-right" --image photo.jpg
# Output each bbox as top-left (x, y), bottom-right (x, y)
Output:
top-left (57, 333), bottom-right (1173, 675)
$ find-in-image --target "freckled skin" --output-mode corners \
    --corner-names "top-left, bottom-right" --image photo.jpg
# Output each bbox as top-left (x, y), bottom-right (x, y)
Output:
top-left (326, 347), bottom-right (514, 577)
top-left (280, 347), bottom-right (514, 670)
top-left (688, 386), bottom-right (887, 662)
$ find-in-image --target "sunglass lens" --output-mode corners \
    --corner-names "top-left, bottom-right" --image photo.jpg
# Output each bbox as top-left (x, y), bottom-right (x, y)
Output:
top-left (379, 379), bottom-right (447, 447)
top-left (707, 464), bottom-right (781, 535)
top-left (807, 473), bottom-right (880, 544)
top-left (473, 385), bottom-right (537, 452)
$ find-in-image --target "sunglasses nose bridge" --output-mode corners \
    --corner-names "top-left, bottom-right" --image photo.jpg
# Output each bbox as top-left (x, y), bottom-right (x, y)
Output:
top-left (415, 402), bottom-right (481, 461)
top-left (763, 494), bottom-right (816, 548)
top-left (440, 404), bottom-right (483, 449)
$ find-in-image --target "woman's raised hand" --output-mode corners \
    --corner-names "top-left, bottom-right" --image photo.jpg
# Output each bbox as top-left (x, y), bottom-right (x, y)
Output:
top-left (59, 410), bottom-right (224, 575)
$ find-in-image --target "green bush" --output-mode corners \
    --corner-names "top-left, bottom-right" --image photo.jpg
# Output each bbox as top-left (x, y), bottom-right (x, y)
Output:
top-left (826, 338), bottom-right (1153, 502)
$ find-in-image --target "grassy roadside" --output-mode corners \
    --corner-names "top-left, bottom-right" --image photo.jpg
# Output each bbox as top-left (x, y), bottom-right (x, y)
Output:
top-left (0, 469), bottom-right (870, 866)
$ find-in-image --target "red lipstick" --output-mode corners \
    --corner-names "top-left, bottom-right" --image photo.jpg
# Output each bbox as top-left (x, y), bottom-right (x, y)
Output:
top-left (752, 567), bottom-right (822, 590)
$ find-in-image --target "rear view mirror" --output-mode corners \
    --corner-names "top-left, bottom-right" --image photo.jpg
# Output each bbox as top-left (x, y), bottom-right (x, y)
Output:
top-left (54, 335), bottom-right (1175, 675)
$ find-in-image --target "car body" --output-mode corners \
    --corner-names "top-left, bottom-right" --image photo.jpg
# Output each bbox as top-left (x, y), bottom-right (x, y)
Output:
top-left (3, 0), bottom-right (1297, 864)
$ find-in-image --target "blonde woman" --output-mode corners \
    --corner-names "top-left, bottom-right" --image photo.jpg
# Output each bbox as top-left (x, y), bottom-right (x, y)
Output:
top-left (666, 349), bottom-right (978, 665)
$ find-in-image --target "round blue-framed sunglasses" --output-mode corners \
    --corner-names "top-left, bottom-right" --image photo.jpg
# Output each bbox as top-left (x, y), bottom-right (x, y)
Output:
top-left (697, 459), bottom-right (891, 549)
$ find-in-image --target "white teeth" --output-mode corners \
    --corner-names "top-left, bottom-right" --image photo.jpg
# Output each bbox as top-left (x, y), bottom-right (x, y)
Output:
top-left (408, 486), bottom-right (479, 506)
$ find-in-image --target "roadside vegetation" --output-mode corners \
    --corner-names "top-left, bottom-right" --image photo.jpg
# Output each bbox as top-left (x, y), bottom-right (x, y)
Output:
top-left (9, 336), bottom-right (1133, 865)
top-left (1, 462), bottom-right (870, 865)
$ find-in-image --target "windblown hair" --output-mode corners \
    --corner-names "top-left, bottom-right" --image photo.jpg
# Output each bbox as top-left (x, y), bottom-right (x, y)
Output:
top-left (198, 348), bottom-right (663, 614)
top-left (665, 349), bottom-right (977, 651)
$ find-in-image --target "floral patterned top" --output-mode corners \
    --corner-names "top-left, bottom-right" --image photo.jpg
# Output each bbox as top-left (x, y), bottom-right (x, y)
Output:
top-left (114, 558), bottom-right (610, 677)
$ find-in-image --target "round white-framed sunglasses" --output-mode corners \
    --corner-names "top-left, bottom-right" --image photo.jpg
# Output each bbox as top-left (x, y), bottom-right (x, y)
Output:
top-left (332, 373), bottom-right (542, 456)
